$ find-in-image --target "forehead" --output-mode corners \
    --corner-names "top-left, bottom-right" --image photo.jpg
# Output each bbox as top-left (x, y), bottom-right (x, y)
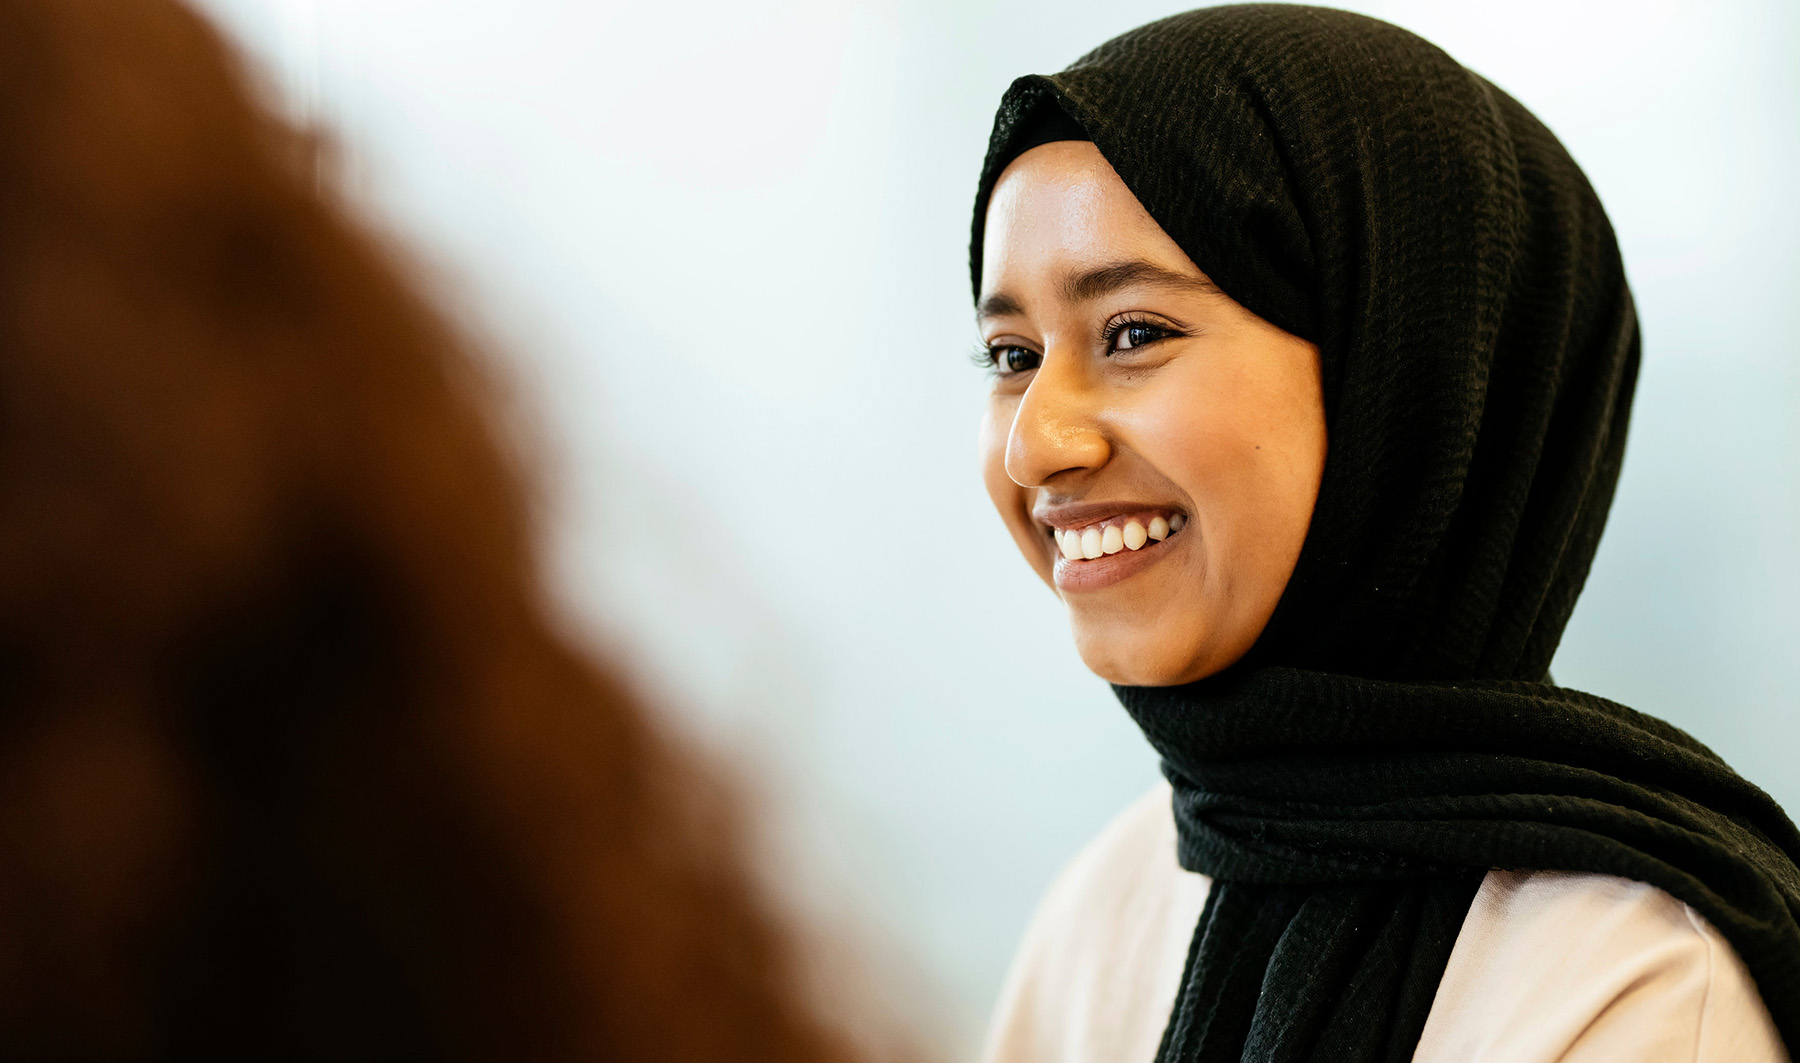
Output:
top-left (979, 141), bottom-right (1184, 302)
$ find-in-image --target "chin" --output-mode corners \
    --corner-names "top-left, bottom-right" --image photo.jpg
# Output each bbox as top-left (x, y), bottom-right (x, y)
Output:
top-left (1073, 631), bottom-right (1201, 687)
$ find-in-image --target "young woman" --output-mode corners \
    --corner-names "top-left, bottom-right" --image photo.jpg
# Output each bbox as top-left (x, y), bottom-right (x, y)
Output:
top-left (969, 7), bottom-right (1800, 1062)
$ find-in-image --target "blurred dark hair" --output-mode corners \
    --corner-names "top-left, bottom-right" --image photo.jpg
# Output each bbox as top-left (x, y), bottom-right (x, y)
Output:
top-left (0, 1), bottom-right (851, 1059)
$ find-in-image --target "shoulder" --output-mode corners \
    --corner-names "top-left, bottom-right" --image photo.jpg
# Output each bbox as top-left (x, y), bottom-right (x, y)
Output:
top-left (1415, 870), bottom-right (1788, 1062)
top-left (1035, 781), bottom-right (1190, 926)
top-left (980, 782), bottom-right (1211, 1063)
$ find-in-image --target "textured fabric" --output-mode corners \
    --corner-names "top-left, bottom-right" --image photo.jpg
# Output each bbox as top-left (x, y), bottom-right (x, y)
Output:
top-left (978, 785), bottom-right (1788, 1063)
top-left (967, 5), bottom-right (1800, 1060)
top-left (969, 4), bottom-right (1637, 681)
top-left (1117, 673), bottom-right (1800, 1060)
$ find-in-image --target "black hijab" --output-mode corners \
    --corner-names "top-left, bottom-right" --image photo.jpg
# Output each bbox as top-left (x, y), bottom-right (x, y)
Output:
top-left (969, 5), bottom-right (1800, 1060)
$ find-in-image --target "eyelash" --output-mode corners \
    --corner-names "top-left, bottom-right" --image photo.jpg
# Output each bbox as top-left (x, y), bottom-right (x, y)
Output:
top-left (975, 343), bottom-right (1041, 375)
top-left (1100, 315), bottom-right (1178, 354)
top-left (977, 315), bottom-right (1180, 375)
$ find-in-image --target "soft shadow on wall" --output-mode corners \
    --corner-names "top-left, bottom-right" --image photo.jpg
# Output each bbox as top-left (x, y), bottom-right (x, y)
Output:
top-left (191, 0), bottom-right (1799, 1051)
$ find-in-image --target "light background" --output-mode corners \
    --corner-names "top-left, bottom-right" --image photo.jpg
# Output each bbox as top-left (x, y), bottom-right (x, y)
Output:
top-left (189, 0), bottom-right (1800, 1050)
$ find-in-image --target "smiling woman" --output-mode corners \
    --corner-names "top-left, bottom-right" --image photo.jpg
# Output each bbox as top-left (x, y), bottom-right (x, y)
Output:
top-left (967, 6), bottom-right (1800, 1063)
top-left (977, 140), bottom-right (1325, 687)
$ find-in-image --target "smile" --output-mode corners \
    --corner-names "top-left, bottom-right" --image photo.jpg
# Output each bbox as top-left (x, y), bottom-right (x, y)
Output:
top-left (1050, 511), bottom-right (1186, 561)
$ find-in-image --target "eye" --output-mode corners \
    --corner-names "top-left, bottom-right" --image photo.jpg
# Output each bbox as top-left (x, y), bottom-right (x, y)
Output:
top-left (1105, 318), bottom-right (1177, 354)
top-left (988, 345), bottom-right (1042, 375)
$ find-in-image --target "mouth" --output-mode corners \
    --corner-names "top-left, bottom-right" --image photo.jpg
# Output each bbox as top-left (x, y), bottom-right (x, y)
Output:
top-left (1038, 507), bottom-right (1189, 593)
top-left (1047, 510), bottom-right (1186, 561)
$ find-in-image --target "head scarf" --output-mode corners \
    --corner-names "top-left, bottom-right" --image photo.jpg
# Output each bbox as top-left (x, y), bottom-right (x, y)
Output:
top-left (970, 6), bottom-right (1800, 1060)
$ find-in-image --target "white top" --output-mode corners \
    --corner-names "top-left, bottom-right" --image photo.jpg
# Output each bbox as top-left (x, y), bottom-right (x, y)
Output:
top-left (982, 784), bottom-right (1788, 1063)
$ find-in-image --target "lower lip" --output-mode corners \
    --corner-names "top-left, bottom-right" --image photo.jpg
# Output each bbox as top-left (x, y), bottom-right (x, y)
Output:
top-left (1051, 530), bottom-right (1182, 592)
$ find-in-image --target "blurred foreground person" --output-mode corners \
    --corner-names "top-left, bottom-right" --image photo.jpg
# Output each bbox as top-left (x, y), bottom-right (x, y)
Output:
top-left (0, 1), bottom-right (860, 1059)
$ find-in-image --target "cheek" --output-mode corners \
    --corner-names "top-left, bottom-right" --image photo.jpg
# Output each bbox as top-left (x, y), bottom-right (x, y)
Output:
top-left (1122, 357), bottom-right (1320, 572)
top-left (978, 399), bottom-right (1015, 509)
top-left (980, 398), bottom-right (1051, 577)
top-left (1123, 364), bottom-right (1262, 510)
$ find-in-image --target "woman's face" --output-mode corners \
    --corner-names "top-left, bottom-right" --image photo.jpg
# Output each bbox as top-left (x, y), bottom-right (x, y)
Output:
top-left (977, 141), bottom-right (1327, 686)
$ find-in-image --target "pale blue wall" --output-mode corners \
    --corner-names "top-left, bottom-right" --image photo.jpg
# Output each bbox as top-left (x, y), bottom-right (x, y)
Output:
top-left (191, 0), bottom-right (1800, 1050)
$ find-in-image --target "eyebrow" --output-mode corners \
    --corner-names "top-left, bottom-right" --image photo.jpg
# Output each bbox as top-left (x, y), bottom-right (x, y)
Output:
top-left (977, 259), bottom-right (1223, 321)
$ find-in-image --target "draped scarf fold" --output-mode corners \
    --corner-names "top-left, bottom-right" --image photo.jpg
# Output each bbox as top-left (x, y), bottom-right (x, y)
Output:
top-left (1119, 671), bottom-right (1800, 1060)
top-left (967, 4), bottom-right (1800, 1058)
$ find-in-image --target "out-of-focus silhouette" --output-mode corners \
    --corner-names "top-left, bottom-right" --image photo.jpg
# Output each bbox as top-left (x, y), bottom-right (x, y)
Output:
top-left (0, 1), bottom-right (857, 1059)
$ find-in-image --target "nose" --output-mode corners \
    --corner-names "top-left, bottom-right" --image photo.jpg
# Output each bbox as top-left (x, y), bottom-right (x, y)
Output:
top-left (1005, 351), bottom-right (1111, 487)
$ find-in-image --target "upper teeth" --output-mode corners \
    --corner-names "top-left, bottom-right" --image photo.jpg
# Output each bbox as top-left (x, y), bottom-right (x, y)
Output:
top-left (1054, 513), bottom-right (1185, 561)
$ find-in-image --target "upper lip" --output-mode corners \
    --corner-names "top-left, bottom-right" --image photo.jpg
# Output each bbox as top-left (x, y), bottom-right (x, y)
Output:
top-left (1031, 499), bottom-right (1185, 531)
